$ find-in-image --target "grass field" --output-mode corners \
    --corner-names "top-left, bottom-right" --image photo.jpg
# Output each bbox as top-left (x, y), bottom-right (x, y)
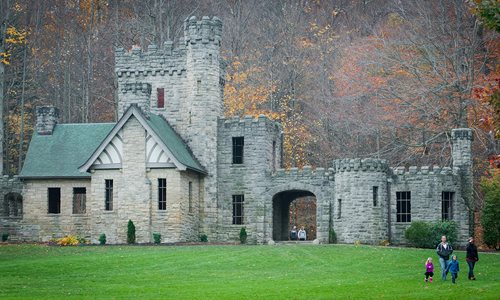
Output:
top-left (0, 244), bottom-right (498, 299)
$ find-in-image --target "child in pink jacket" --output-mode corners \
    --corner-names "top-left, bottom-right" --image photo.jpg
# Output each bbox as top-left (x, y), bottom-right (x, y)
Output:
top-left (425, 257), bottom-right (434, 282)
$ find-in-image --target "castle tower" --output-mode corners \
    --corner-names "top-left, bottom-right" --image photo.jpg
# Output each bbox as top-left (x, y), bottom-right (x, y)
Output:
top-left (183, 16), bottom-right (224, 234)
top-left (332, 159), bottom-right (389, 244)
top-left (451, 128), bottom-right (473, 238)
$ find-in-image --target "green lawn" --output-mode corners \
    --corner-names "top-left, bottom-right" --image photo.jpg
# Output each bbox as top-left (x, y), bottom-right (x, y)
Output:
top-left (0, 244), bottom-right (498, 299)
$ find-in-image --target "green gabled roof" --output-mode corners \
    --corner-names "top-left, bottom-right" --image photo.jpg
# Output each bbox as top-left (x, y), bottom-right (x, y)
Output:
top-left (146, 113), bottom-right (205, 173)
top-left (20, 123), bottom-right (115, 178)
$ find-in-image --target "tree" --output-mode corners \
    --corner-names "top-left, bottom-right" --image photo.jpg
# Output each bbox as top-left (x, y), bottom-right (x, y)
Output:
top-left (481, 170), bottom-right (500, 250)
top-left (127, 219), bottom-right (136, 244)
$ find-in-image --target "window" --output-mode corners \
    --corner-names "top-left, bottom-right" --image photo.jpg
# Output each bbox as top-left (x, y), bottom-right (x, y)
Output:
top-left (232, 137), bottom-right (244, 164)
top-left (396, 191), bottom-right (411, 222)
top-left (105, 180), bottom-right (113, 211)
top-left (442, 192), bottom-right (454, 221)
top-left (188, 181), bottom-right (193, 213)
top-left (272, 141), bottom-right (277, 171)
top-left (373, 186), bottom-right (378, 207)
top-left (157, 88), bottom-right (165, 108)
top-left (337, 199), bottom-right (342, 219)
top-left (232, 195), bottom-right (244, 224)
top-left (73, 188), bottom-right (86, 214)
top-left (158, 178), bottom-right (167, 210)
top-left (48, 188), bottom-right (61, 214)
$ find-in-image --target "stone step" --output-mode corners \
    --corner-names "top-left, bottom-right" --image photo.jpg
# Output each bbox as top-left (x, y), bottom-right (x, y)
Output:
top-left (275, 240), bottom-right (315, 245)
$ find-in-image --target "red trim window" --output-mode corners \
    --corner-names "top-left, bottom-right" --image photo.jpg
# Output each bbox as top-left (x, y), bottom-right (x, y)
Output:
top-left (157, 88), bottom-right (165, 108)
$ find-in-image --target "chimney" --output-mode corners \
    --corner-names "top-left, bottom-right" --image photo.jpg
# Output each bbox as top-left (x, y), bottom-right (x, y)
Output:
top-left (36, 106), bottom-right (59, 135)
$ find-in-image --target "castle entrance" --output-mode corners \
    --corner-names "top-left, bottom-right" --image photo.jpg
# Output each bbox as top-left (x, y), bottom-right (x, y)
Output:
top-left (272, 190), bottom-right (317, 241)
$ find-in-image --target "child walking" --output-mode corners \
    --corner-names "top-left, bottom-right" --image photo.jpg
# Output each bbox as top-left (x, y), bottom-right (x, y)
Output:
top-left (446, 255), bottom-right (460, 284)
top-left (424, 257), bottom-right (434, 282)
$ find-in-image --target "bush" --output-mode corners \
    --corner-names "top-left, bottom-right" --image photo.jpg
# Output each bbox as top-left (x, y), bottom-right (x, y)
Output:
top-left (99, 233), bottom-right (106, 245)
top-left (199, 234), bottom-right (208, 242)
top-left (481, 173), bottom-right (500, 250)
top-left (153, 233), bottom-right (161, 244)
top-left (405, 220), bottom-right (458, 248)
top-left (2, 233), bottom-right (9, 242)
top-left (57, 235), bottom-right (79, 246)
top-left (329, 228), bottom-right (337, 244)
top-left (239, 227), bottom-right (247, 244)
top-left (127, 220), bottom-right (136, 244)
top-left (405, 221), bottom-right (434, 248)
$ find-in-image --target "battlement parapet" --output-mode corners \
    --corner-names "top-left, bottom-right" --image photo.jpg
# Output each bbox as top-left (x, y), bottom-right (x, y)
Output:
top-left (271, 166), bottom-right (330, 179)
top-left (120, 82), bottom-right (152, 95)
top-left (184, 16), bottom-right (222, 45)
top-left (390, 165), bottom-right (457, 176)
top-left (452, 128), bottom-right (473, 141)
top-left (219, 115), bottom-right (282, 132)
top-left (332, 158), bottom-right (388, 173)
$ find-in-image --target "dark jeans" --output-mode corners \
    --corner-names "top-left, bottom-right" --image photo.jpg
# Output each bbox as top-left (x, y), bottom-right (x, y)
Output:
top-left (451, 272), bottom-right (458, 283)
top-left (467, 260), bottom-right (476, 279)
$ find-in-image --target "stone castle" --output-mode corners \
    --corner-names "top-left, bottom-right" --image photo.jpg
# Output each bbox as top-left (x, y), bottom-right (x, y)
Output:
top-left (1, 16), bottom-right (472, 245)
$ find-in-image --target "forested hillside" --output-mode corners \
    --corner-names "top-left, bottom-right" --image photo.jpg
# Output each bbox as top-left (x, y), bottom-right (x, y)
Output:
top-left (0, 0), bottom-right (498, 209)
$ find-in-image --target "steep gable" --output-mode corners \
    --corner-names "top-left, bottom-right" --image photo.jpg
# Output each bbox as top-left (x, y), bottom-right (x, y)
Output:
top-left (79, 105), bottom-right (205, 174)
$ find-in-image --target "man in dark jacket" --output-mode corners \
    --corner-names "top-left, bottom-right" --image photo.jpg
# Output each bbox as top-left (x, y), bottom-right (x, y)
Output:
top-left (466, 237), bottom-right (479, 280)
top-left (436, 235), bottom-right (453, 280)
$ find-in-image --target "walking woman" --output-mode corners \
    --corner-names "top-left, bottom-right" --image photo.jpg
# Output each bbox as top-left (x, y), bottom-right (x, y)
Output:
top-left (466, 237), bottom-right (479, 280)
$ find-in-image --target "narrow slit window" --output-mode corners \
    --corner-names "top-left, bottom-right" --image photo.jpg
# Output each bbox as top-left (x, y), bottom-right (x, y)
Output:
top-left (105, 180), bottom-right (113, 211)
top-left (158, 178), bottom-right (167, 210)
top-left (48, 188), bottom-right (61, 214)
top-left (157, 88), bottom-right (165, 108)
top-left (188, 181), bottom-right (193, 213)
top-left (396, 191), bottom-right (411, 222)
top-left (442, 191), bottom-right (454, 221)
top-left (337, 199), bottom-right (342, 219)
top-left (73, 187), bottom-right (86, 214)
top-left (232, 137), bottom-right (244, 164)
top-left (373, 186), bottom-right (378, 207)
top-left (232, 195), bottom-right (244, 225)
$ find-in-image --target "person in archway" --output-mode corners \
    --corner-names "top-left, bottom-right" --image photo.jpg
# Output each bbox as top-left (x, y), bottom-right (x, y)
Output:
top-left (436, 235), bottom-right (453, 280)
top-left (466, 237), bottom-right (479, 280)
top-left (298, 227), bottom-right (306, 241)
top-left (290, 226), bottom-right (297, 241)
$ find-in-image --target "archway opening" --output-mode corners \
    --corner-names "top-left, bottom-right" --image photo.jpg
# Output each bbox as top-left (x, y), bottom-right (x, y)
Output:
top-left (4, 193), bottom-right (23, 217)
top-left (272, 190), bottom-right (316, 241)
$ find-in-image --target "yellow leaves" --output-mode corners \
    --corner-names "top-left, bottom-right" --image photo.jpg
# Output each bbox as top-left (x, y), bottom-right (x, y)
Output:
top-left (1, 52), bottom-right (11, 65)
top-left (1, 26), bottom-right (28, 65)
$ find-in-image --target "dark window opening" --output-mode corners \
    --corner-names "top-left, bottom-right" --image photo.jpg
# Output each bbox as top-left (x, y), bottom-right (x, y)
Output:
top-left (232, 195), bottom-right (244, 225)
top-left (158, 178), bottom-right (167, 210)
top-left (188, 181), bottom-right (193, 213)
top-left (232, 137), bottom-right (244, 164)
top-left (396, 191), bottom-right (411, 223)
top-left (373, 186), bottom-right (378, 207)
top-left (105, 180), bottom-right (113, 211)
top-left (337, 199), bottom-right (342, 219)
top-left (272, 141), bottom-right (277, 171)
top-left (73, 187), bottom-right (86, 214)
top-left (48, 188), bottom-right (61, 214)
top-left (442, 192), bottom-right (454, 221)
top-left (157, 88), bottom-right (165, 108)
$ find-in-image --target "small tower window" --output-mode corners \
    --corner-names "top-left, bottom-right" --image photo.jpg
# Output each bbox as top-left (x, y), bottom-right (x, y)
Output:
top-left (232, 137), bottom-right (244, 164)
top-left (337, 199), bottom-right (342, 219)
top-left (396, 191), bottom-right (411, 222)
top-left (157, 88), bottom-right (165, 108)
top-left (373, 186), bottom-right (378, 207)
top-left (442, 191), bottom-right (454, 220)
top-left (232, 195), bottom-right (244, 224)
top-left (158, 178), bottom-right (167, 210)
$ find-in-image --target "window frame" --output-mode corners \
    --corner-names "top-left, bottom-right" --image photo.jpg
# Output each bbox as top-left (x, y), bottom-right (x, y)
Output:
top-left (373, 186), bottom-right (378, 207)
top-left (48, 188), bottom-right (61, 214)
top-left (232, 137), bottom-right (244, 164)
top-left (396, 191), bottom-right (411, 223)
top-left (158, 178), bottom-right (167, 211)
top-left (105, 179), bottom-right (113, 211)
top-left (157, 88), bottom-right (165, 108)
top-left (442, 191), bottom-right (454, 221)
top-left (188, 181), bottom-right (193, 213)
top-left (232, 194), bottom-right (244, 225)
top-left (72, 187), bottom-right (87, 214)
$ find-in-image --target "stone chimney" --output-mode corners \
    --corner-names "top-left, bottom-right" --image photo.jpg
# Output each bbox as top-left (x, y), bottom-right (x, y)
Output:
top-left (36, 106), bottom-right (59, 135)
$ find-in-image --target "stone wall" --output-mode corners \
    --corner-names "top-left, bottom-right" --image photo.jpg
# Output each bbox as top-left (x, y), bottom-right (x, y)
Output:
top-left (332, 159), bottom-right (389, 244)
top-left (21, 178), bottom-right (91, 241)
top-left (216, 115), bottom-right (282, 243)
top-left (0, 176), bottom-right (23, 240)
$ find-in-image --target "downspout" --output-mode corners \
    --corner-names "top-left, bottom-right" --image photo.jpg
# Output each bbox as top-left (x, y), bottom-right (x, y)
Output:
top-left (145, 176), bottom-right (152, 243)
top-left (387, 177), bottom-right (392, 244)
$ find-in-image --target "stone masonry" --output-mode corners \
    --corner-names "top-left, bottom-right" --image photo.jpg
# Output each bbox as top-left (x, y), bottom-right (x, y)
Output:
top-left (2, 16), bottom-right (473, 245)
